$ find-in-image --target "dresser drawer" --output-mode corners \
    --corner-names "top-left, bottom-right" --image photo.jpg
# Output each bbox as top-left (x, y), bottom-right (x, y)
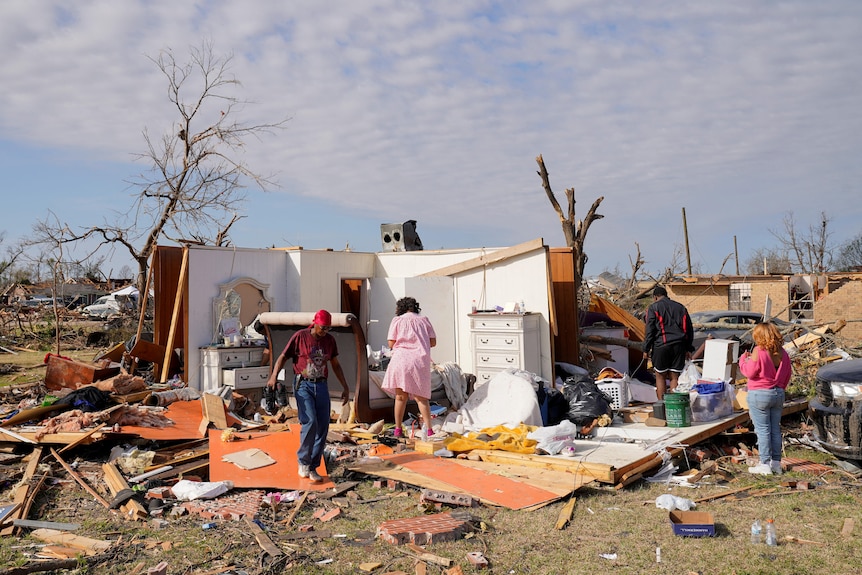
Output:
top-left (475, 351), bottom-right (520, 369)
top-left (201, 347), bottom-right (265, 368)
top-left (474, 369), bottom-right (500, 387)
top-left (223, 366), bottom-right (270, 390)
top-left (470, 315), bottom-right (529, 332)
top-left (473, 333), bottom-right (523, 352)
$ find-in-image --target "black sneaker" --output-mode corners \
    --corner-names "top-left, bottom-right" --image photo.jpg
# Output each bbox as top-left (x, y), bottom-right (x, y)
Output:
top-left (276, 381), bottom-right (288, 407)
top-left (264, 386), bottom-right (277, 415)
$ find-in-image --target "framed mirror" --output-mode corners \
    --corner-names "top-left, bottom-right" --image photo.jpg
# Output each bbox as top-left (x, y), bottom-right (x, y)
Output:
top-left (212, 277), bottom-right (273, 344)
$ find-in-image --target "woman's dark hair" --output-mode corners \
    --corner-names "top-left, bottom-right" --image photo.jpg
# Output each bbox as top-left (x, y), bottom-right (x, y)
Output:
top-left (395, 297), bottom-right (421, 316)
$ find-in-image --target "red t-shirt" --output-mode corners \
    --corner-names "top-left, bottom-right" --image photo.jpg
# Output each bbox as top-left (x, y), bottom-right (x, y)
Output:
top-left (281, 328), bottom-right (338, 379)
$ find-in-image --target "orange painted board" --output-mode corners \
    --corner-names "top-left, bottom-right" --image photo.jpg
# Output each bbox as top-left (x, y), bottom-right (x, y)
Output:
top-left (208, 428), bottom-right (332, 491)
top-left (379, 452), bottom-right (559, 510)
top-left (111, 400), bottom-right (241, 441)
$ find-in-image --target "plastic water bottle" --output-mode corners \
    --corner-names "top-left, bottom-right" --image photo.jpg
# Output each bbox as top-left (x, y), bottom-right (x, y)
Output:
top-left (765, 518), bottom-right (777, 546)
top-left (471, 299), bottom-right (477, 314)
top-left (518, 299), bottom-right (526, 314)
top-left (750, 519), bottom-right (762, 544)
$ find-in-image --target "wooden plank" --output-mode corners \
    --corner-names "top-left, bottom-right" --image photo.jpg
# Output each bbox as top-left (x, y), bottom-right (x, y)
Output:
top-left (59, 423), bottom-right (106, 453)
top-left (245, 517), bottom-right (284, 557)
top-left (419, 238), bottom-right (545, 277)
top-left (130, 253), bottom-right (155, 376)
top-left (50, 448), bottom-right (111, 509)
top-left (146, 459), bottom-right (209, 482)
top-left (1, 447), bottom-right (43, 536)
top-left (13, 519), bottom-right (79, 531)
top-left (555, 497), bottom-right (576, 530)
top-left (161, 245), bottom-right (188, 382)
top-left (590, 294), bottom-right (646, 342)
top-left (101, 462), bottom-right (148, 521)
top-left (468, 449), bottom-right (615, 483)
top-left (282, 491), bottom-right (308, 527)
top-left (30, 528), bottom-right (112, 555)
top-left (201, 393), bottom-right (228, 430)
top-left (0, 426), bottom-right (37, 444)
top-left (1, 404), bottom-right (70, 428)
top-left (452, 459), bottom-right (592, 497)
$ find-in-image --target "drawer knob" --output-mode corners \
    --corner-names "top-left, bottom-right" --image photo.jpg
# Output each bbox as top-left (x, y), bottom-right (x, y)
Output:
top-left (505, 339), bottom-right (514, 345)
top-left (505, 357), bottom-right (514, 363)
top-left (480, 338), bottom-right (489, 344)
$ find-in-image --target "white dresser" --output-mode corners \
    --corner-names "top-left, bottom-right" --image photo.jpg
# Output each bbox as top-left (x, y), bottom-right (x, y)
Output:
top-left (200, 346), bottom-right (268, 391)
top-left (469, 313), bottom-right (541, 386)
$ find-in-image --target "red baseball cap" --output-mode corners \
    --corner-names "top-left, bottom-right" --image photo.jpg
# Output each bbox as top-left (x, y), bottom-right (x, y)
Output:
top-left (312, 309), bottom-right (332, 327)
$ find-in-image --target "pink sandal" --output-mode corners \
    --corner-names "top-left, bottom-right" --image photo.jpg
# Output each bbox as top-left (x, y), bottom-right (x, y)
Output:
top-left (393, 427), bottom-right (403, 438)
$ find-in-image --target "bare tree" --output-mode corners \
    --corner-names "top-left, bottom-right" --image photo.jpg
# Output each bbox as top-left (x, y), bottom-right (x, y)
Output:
top-left (57, 42), bottom-right (288, 299)
top-left (742, 246), bottom-right (792, 275)
top-left (0, 232), bottom-right (26, 285)
top-left (770, 211), bottom-right (833, 273)
top-left (835, 231), bottom-right (862, 271)
top-left (535, 154), bottom-right (604, 280)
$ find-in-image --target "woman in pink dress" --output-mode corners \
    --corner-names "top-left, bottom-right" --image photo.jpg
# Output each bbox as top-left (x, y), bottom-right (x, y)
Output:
top-left (381, 297), bottom-right (437, 438)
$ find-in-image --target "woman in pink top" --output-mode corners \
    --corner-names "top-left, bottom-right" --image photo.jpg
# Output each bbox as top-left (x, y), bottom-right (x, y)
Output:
top-left (381, 297), bottom-right (437, 438)
top-left (738, 322), bottom-right (792, 475)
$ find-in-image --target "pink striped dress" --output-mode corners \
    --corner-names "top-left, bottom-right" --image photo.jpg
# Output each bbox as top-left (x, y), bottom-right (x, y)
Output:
top-left (380, 312), bottom-right (436, 399)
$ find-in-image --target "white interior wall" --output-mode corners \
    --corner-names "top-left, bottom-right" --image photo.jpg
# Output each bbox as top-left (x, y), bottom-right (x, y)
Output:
top-left (182, 243), bottom-right (552, 388)
top-left (451, 248), bottom-right (553, 380)
top-left (186, 246), bottom-right (290, 390)
top-left (366, 276), bottom-right (456, 365)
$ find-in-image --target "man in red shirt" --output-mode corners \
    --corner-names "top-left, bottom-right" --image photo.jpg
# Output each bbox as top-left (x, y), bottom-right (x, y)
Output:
top-left (266, 310), bottom-right (350, 482)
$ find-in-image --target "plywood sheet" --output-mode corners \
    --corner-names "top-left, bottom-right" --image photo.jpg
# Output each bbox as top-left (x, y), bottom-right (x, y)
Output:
top-left (207, 428), bottom-right (332, 491)
top-left (377, 452), bottom-right (560, 510)
top-left (115, 400), bottom-right (241, 441)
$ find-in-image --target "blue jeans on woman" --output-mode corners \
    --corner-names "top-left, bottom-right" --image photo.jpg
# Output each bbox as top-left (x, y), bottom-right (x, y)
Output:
top-left (294, 379), bottom-right (331, 469)
top-left (747, 387), bottom-right (785, 463)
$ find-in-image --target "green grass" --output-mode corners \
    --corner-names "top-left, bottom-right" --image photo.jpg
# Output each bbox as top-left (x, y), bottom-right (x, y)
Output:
top-left (2, 444), bottom-right (860, 575)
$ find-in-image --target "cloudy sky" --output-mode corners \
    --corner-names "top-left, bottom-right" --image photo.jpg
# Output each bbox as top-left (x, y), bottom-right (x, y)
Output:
top-left (1, 1), bottom-right (860, 277)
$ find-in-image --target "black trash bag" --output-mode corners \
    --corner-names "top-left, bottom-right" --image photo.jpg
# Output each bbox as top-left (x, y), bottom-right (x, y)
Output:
top-left (561, 376), bottom-right (614, 426)
top-left (536, 385), bottom-right (571, 427)
top-left (53, 387), bottom-right (112, 412)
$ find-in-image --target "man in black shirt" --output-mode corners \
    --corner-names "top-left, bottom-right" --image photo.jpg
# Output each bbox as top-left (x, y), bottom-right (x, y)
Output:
top-left (643, 286), bottom-right (694, 399)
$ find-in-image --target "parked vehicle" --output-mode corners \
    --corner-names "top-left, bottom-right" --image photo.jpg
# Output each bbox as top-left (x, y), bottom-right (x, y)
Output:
top-left (809, 359), bottom-right (862, 461)
top-left (22, 295), bottom-right (54, 307)
top-left (82, 295), bottom-right (122, 319)
top-left (689, 310), bottom-right (796, 352)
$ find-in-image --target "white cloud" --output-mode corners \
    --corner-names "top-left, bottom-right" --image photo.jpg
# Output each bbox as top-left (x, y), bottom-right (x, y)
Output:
top-left (0, 0), bottom-right (859, 273)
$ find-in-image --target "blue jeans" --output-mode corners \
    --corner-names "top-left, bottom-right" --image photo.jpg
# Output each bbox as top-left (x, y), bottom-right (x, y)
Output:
top-left (294, 379), bottom-right (331, 468)
top-left (747, 388), bottom-right (785, 463)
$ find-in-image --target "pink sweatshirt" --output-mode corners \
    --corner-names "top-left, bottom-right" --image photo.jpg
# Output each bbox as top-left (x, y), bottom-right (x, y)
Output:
top-left (738, 347), bottom-right (792, 390)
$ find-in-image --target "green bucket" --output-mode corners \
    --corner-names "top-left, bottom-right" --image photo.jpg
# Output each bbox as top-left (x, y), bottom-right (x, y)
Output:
top-left (664, 392), bottom-right (691, 428)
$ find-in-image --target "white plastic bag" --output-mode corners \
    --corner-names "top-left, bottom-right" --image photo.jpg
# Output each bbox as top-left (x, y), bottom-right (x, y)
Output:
top-left (676, 360), bottom-right (701, 391)
top-left (171, 479), bottom-right (234, 501)
top-left (527, 420), bottom-right (580, 455)
top-left (655, 494), bottom-right (696, 511)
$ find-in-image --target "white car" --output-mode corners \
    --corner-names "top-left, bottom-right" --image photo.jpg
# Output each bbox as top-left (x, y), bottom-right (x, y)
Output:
top-left (82, 295), bottom-right (122, 319)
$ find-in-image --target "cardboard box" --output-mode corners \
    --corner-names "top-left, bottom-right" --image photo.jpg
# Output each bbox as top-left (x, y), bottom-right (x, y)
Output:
top-left (702, 339), bottom-right (739, 381)
top-left (669, 510), bottom-right (716, 537)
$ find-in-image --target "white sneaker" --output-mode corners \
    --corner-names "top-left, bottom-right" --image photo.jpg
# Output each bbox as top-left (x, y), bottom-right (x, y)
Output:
top-left (308, 469), bottom-right (323, 483)
top-left (748, 463), bottom-right (773, 476)
top-left (297, 464), bottom-right (310, 478)
top-left (770, 461), bottom-right (783, 475)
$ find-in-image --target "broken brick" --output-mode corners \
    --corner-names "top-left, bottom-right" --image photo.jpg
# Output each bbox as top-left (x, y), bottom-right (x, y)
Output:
top-left (466, 551), bottom-right (489, 568)
top-left (377, 511), bottom-right (470, 545)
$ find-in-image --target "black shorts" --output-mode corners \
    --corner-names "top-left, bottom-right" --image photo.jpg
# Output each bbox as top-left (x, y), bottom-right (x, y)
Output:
top-left (651, 341), bottom-right (688, 373)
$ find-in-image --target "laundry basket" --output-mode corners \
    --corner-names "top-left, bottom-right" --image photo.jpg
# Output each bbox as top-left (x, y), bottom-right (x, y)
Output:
top-left (596, 379), bottom-right (630, 410)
